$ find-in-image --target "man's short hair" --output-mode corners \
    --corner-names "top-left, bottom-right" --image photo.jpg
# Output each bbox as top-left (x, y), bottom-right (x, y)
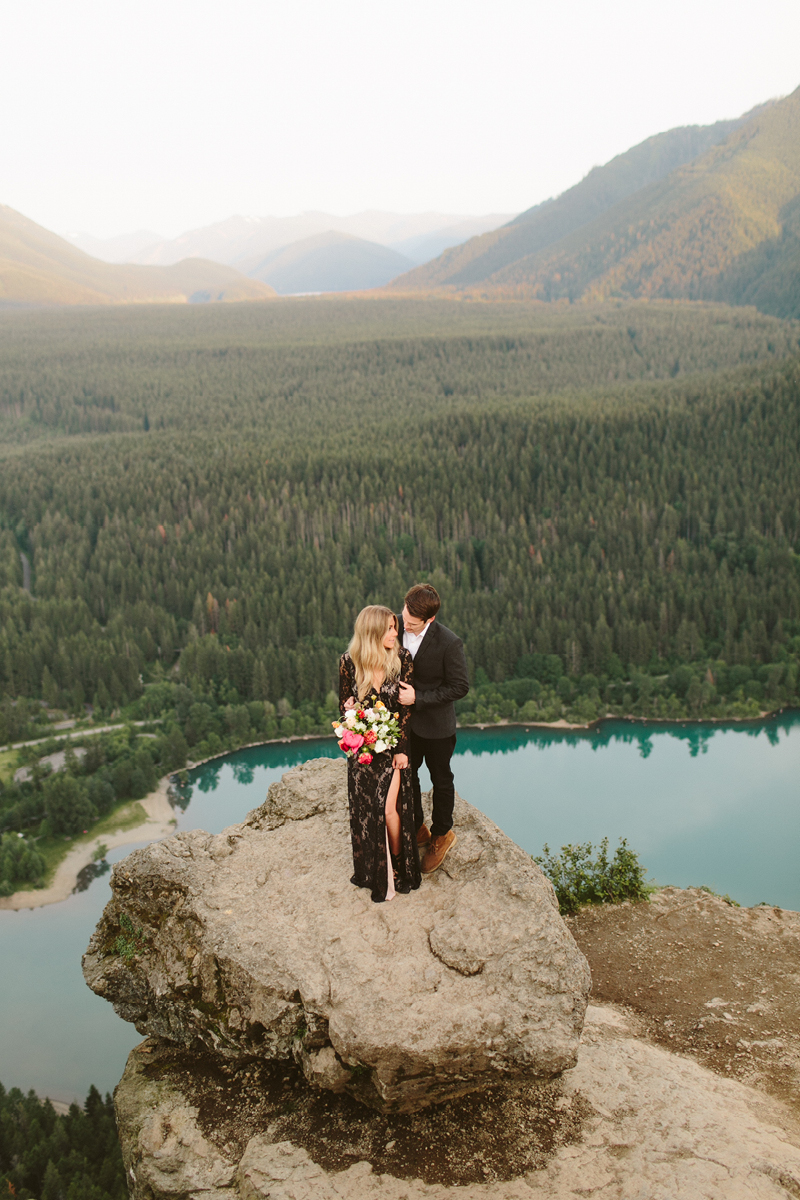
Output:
top-left (404, 583), bottom-right (441, 621)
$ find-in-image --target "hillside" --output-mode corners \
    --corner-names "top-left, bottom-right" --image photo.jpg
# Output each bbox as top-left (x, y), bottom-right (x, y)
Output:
top-left (0, 206), bottom-right (275, 305)
top-left (243, 230), bottom-right (414, 293)
top-left (391, 109), bottom-right (761, 290)
top-left (392, 90), bottom-right (800, 319)
top-left (710, 193), bottom-right (800, 317)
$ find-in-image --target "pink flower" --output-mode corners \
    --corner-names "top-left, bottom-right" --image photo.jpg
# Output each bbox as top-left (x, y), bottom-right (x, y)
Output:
top-left (339, 729), bottom-right (365, 755)
top-left (363, 730), bottom-right (377, 745)
top-left (358, 752), bottom-right (373, 765)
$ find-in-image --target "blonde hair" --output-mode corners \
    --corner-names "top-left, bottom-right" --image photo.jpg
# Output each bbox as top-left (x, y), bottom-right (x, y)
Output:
top-left (348, 606), bottom-right (401, 700)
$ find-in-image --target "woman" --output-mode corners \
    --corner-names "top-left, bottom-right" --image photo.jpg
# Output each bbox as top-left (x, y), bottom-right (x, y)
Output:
top-left (339, 606), bottom-right (421, 903)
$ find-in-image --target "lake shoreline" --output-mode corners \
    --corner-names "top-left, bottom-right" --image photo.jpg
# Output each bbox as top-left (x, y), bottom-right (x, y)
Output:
top-left (183, 702), bottom-right (799, 770)
top-left (469, 704), bottom-right (798, 733)
top-left (3, 704), bottom-right (796, 912)
top-left (0, 779), bottom-right (176, 913)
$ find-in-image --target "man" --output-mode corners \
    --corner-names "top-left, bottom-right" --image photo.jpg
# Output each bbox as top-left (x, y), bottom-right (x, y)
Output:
top-left (397, 584), bottom-right (469, 874)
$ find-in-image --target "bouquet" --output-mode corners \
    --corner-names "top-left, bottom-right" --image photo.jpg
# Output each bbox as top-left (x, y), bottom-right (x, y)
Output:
top-left (332, 697), bottom-right (401, 766)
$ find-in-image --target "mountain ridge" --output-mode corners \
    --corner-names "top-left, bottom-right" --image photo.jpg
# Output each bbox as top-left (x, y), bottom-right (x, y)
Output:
top-left (388, 97), bottom-right (799, 313)
top-left (482, 88), bottom-right (800, 311)
top-left (0, 206), bottom-right (275, 306)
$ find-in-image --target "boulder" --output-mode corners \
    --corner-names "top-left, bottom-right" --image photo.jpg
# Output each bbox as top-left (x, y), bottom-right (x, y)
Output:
top-left (84, 758), bottom-right (590, 1112)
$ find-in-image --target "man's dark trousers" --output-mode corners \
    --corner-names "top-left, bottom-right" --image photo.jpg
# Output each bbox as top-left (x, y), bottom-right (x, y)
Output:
top-left (410, 731), bottom-right (457, 838)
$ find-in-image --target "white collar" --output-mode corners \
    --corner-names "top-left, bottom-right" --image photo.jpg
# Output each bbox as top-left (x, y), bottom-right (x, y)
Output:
top-left (404, 619), bottom-right (432, 642)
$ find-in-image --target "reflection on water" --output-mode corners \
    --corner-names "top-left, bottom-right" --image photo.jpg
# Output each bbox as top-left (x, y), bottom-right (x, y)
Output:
top-left (72, 858), bottom-right (110, 894)
top-left (179, 714), bottom-right (799, 912)
top-left (0, 843), bottom-right (148, 1104)
top-left (1, 713), bottom-right (797, 1102)
top-left (448, 714), bottom-right (799, 913)
top-left (185, 738), bottom-right (339, 808)
top-left (451, 713), bottom-right (795, 760)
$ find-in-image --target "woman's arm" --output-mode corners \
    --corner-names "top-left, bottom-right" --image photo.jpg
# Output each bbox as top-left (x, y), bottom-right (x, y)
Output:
top-left (339, 655), bottom-right (356, 718)
top-left (393, 651), bottom-right (413, 761)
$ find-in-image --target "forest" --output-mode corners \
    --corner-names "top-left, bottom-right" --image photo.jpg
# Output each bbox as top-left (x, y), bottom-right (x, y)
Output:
top-left (0, 296), bottom-right (798, 866)
top-left (0, 1082), bottom-right (126, 1200)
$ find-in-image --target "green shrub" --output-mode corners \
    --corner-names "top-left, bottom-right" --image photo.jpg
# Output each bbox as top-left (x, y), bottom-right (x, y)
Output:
top-left (113, 912), bottom-right (147, 963)
top-left (534, 837), bottom-right (650, 915)
top-left (161, 727), bottom-right (189, 771)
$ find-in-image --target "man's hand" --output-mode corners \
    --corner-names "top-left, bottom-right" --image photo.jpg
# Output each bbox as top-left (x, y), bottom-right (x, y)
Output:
top-left (398, 682), bottom-right (415, 706)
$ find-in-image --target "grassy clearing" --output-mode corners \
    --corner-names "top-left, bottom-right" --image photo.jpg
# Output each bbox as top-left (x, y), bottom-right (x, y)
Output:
top-left (86, 800), bottom-right (149, 839)
top-left (0, 749), bottom-right (19, 785)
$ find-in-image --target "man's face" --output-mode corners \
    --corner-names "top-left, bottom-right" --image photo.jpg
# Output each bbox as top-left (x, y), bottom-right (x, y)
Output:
top-left (402, 605), bottom-right (430, 634)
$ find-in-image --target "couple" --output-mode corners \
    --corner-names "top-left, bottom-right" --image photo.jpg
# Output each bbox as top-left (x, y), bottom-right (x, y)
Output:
top-left (337, 584), bottom-right (470, 903)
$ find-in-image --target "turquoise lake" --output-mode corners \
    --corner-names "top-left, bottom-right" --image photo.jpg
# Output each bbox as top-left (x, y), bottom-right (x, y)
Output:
top-left (1, 713), bottom-right (798, 1104)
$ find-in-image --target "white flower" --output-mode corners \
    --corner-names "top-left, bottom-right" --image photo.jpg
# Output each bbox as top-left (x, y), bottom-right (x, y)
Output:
top-left (344, 710), bottom-right (358, 726)
top-left (374, 740), bottom-right (387, 754)
top-left (333, 726), bottom-right (344, 738)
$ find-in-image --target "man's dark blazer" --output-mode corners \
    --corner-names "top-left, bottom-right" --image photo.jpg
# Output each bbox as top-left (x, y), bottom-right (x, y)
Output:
top-left (397, 616), bottom-right (470, 739)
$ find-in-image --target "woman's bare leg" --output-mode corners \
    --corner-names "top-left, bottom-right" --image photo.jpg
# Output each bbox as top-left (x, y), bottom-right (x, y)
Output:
top-left (385, 768), bottom-right (401, 857)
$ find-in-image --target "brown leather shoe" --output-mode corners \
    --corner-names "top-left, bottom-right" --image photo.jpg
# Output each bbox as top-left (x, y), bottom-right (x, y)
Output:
top-left (417, 823), bottom-right (431, 847)
top-left (421, 830), bottom-right (457, 874)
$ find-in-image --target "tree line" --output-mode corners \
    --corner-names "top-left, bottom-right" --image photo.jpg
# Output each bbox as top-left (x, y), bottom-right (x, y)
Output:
top-left (0, 298), bottom-right (797, 744)
top-left (1, 364), bottom-right (798, 717)
top-left (0, 1082), bottom-right (126, 1200)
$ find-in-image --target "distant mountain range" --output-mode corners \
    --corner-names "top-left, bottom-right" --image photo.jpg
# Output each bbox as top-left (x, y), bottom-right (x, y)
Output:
top-left (64, 211), bottom-right (513, 295)
top-left (243, 231), bottom-right (415, 293)
top-left (66, 211), bottom-right (513, 267)
top-left (0, 206), bottom-right (275, 306)
top-left (391, 90), bottom-right (800, 319)
top-left (5, 88), bottom-right (800, 311)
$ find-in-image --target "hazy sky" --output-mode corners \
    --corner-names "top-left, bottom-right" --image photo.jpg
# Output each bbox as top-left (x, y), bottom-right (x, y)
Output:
top-left (2, 0), bottom-right (799, 238)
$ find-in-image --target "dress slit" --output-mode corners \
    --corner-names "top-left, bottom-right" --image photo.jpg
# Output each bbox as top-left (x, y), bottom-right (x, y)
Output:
top-left (384, 824), bottom-right (396, 902)
top-left (339, 649), bottom-right (422, 903)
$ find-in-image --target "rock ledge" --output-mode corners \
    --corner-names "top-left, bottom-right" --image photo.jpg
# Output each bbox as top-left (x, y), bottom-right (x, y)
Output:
top-left (115, 1005), bottom-right (800, 1200)
top-left (84, 758), bottom-right (590, 1111)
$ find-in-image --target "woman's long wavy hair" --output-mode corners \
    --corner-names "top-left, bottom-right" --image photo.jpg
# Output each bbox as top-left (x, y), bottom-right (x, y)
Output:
top-left (348, 606), bottom-right (401, 700)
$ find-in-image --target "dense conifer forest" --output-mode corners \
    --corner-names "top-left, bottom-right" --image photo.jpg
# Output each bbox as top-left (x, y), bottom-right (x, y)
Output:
top-left (0, 1082), bottom-right (126, 1200)
top-left (0, 297), bottom-right (798, 858)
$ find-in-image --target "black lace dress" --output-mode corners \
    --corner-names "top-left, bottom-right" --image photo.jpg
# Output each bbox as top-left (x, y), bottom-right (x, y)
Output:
top-left (338, 649), bottom-right (421, 903)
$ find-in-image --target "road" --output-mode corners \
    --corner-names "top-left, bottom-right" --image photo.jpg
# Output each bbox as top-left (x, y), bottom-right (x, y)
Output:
top-left (0, 720), bottom-right (161, 754)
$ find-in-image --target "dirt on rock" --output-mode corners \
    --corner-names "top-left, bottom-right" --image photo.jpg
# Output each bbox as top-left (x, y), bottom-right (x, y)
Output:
top-left (120, 888), bottom-right (800, 1199)
top-left (567, 886), bottom-right (800, 1112)
top-left (136, 1041), bottom-right (590, 1187)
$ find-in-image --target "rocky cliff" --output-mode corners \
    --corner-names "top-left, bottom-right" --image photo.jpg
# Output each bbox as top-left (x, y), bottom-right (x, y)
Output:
top-left (82, 760), bottom-right (800, 1199)
top-left (113, 1002), bottom-right (800, 1199)
top-left (84, 758), bottom-right (591, 1113)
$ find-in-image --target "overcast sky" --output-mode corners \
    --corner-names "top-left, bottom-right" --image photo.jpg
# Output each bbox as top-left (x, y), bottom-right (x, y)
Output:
top-left (2, 0), bottom-right (799, 238)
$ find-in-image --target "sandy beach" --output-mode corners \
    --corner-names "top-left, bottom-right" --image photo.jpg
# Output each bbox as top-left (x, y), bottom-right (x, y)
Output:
top-left (0, 777), bottom-right (176, 912)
